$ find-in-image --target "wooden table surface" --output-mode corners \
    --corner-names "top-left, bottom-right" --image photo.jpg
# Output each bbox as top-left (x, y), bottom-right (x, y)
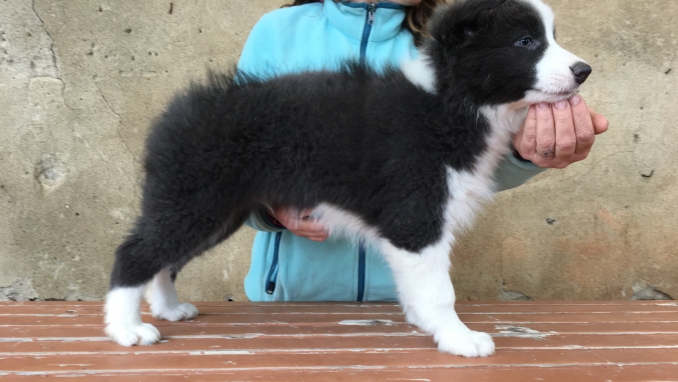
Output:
top-left (0, 300), bottom-right (677, 381)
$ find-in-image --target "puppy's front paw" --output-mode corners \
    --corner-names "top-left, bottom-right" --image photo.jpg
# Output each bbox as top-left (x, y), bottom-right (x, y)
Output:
top-left (152, 302), bottom-right (199, 321)
top-left (436, 329), bottom-right (495, 357)
top-left (106, 322), bottom-right (161, 346)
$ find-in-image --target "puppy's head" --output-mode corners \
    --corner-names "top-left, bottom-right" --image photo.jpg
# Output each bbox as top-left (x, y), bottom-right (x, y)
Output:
top-left (426, 0), bottom-right (590, 105)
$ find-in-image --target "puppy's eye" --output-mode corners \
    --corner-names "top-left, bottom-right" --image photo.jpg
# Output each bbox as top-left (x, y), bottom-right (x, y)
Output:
top-left (515, 36), bottom-right (533, 47)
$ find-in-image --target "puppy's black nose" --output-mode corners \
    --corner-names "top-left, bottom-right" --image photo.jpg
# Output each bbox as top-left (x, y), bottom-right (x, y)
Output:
top-left (570, 62), bottom-right (592, 84)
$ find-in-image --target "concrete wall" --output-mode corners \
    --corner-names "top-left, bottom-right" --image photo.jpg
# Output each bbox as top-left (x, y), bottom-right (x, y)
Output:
top-left (1, 0), bottom-right (676, 302)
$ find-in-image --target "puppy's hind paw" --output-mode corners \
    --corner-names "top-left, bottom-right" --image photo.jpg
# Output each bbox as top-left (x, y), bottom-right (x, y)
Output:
top-left (152, 302), bottom-right (199, 321)
top-left (436, 329), bottom-right (495, 357)
top-left (106, 323), bottom-right (161, 346)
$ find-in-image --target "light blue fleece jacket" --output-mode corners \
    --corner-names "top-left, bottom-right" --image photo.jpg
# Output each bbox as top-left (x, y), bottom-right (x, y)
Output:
top-left (238, 1), bottom-right (545, 302)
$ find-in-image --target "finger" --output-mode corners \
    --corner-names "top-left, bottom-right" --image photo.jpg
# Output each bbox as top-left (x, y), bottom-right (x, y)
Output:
top-left (274, 208), bottom-right (329, 240)
top-left (513, 104), bottom-right (538, 160)
top-left (298, 232), bottom-right (328, 242)
top-left (307, 232), bottom-right (330, 242)
top-left (568, 95), bottom-right (596, 156)
top-left (284, 215), bottom-right (324, 233)
top-left (294, 224), bottom-right (329, 241)
top-left (286, 222), bottom-right (329, 240)
top-left (298, 208), bottom-right (316, 219)
top-left (271, 207), bottom-right (295, 228)
top-left (273, 208), bottom-right (306, 230)
top-left (274, 208), bottom-right (312, 226)
top-left (534, 102), bottom-right (556, 162)
top-left (552, 99), bottom-right (576, 166)
top-left (299, 211), bottom-right (327, 233)
top-left (589, 108), bottom-right (609, 135)
top-left (298, 217), bottom-right (327, 233)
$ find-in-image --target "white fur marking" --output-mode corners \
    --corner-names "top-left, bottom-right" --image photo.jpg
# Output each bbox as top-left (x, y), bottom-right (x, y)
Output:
top-left (379, 239), bottom-right (495, 357)
top-left (300, 97), bottom-right (529, 358)
top-left (145, 269), bottom-right (199, 321)
top-left (104, 286), bottom-right (160, 346)
top-left (373, 102), bottom-right (528, 357)
top-left (309, 203), bottom-right (382, 247)
top-left (401, 54), bottom-right (436, 93)
top-left (522, 0), bottom-right (588, 103)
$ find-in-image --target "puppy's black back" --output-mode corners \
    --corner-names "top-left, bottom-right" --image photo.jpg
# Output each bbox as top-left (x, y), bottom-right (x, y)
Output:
top-left (110, 63), bottom-right (491, 287)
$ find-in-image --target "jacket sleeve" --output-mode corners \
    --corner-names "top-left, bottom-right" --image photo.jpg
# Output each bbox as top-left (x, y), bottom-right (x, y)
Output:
top-left (244, 206), bottom-right (286, 232)
top-left (237, 13), bottom-right (279, 79)
top-left (493, 153), bottom-right (547, 192)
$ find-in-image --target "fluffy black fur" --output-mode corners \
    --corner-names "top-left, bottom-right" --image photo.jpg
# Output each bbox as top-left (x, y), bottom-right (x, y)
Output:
top-left (110, 0), bottom-right (549, 288)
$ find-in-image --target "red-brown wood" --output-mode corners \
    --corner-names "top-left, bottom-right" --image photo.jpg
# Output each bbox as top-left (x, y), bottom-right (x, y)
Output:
top-left (0, 301), bottom-right (676, 380)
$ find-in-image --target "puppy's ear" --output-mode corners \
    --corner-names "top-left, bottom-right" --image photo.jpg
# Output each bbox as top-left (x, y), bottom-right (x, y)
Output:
top-left (428, 0), bottom-right (505, 46)
top-left (459, 9), bottom-right (489, 40)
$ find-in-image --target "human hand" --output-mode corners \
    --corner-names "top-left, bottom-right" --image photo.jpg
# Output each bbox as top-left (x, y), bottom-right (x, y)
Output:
top-left (269, 206), bottom-right (329, 242)
top-left (512, 95), bottom-right (609, 169)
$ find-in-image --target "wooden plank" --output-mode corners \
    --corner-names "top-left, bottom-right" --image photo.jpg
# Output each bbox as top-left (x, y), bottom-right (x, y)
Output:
top-left (2, 301), bottom-right (677, 315)
top-left (2, 348), bottom-right (678, 373)
top-left (2, 334), bottom-right (678, 355)
top-left (3, 321), bottom-right (678, 341)
top-left (2, 311), bottom-right (678, 326)
top-left (0, 301), bottom-right (676, 380)
top-left (1, 300), bottom-right (674, 307)
top-left (3, 364), bottom-right (678, 381)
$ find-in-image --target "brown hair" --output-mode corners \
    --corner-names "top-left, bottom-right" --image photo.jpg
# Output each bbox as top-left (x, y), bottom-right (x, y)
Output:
top-left (283, 0), bottom-right (449, 46)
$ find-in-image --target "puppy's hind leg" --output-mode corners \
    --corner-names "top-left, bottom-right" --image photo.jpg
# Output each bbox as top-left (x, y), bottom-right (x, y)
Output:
top-left (105, 232), bottom-right (164, 347)
top-left (105, 202), bottom-right (250, 346)
top-left (145, 268), bottom-right (198, 322)
top-left (380, 238), bottom-right (495, 357)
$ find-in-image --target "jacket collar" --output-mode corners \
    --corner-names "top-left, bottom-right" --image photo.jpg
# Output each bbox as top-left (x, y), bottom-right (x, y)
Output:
top-left (324, 1), bottom-right (407, 42)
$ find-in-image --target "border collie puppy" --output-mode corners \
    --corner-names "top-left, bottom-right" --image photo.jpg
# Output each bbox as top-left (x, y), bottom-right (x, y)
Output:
top-left (104, 0), bottom-right (591, 357)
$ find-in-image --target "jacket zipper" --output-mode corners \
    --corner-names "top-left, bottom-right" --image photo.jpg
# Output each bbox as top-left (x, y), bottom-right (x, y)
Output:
top-left (265, 231), bottom-right (283, 295)
top-left (359, 3), bottom-right (377, 66)
top-left (355, 3), bottom-right (375, 301)
top-left (266, 3), bottom-right (378, 299)
top-left (357, 243), bottom-right (366, 302)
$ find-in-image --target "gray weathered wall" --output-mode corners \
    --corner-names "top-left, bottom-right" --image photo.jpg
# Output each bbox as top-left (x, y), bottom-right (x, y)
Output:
top-left (1, 0), bottom-right (676, 302)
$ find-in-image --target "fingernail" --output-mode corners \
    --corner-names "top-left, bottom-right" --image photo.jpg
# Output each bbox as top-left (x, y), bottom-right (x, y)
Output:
top-left (554, 100), bottom-right (567, 110)
top-left (538, 102), bottom-right (549, 110)
top-left (570, 94), bottom-right (582, 106)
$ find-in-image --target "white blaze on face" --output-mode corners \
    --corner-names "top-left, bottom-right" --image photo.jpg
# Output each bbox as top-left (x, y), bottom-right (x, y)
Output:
top-left (523, 0), bottom-right (588, 103)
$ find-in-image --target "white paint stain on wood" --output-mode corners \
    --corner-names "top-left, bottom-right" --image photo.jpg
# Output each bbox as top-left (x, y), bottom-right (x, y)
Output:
top-left (494, 325), bottom-right (557, 339)
top-left (338, 319), bottom-right (397, 326)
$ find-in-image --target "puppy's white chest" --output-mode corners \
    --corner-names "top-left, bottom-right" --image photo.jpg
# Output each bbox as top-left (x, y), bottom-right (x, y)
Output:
top-left (443, 168), bottom-right (495, 234)
top-left (442, 105), bottom-right (527, 234)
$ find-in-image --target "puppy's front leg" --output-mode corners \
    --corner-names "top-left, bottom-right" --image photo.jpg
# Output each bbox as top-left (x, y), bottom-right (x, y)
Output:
top-left (105, 284), bottom-right (160, 346)
top-left (380, 238), bottom-right (495, 357)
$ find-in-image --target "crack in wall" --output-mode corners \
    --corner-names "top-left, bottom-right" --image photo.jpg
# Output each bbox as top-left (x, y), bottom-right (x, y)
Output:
top-left (93, 80), bottom-right (141, 214)
top-left (94, 81), bottom-right (122, 121)
top-left (31, 0), bottom-right (59, 80)
top-left (31, 1), bottom-right (143, 217)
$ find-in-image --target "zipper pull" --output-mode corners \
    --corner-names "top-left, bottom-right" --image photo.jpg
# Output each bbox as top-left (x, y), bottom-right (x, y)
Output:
top-left (368, 3), bottom-right (376, 25)
top-left (266, 281), bottom-right (276, 295)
